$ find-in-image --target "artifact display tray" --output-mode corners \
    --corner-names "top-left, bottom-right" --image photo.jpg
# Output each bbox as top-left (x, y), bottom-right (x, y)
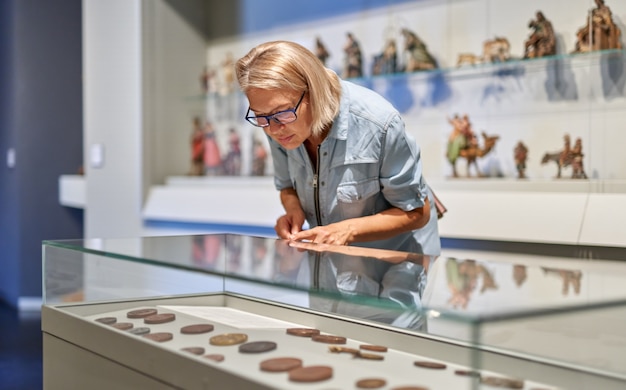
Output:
top-left (44, 293), bottom-right (618, 390)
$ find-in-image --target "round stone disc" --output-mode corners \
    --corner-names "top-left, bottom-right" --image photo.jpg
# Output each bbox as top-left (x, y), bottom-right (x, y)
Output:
top-left (209, 333), bottom-right (248, 346)
top-left (95, 317), bottom-right (117, 325)
top-left (288, 365), bottom-right (333, 383)
top-left (143, 332), bottom-right (173, 342)
top-left (144, 313), bottom-right (176, 324)
top-left (356, 378), bottom-right (387, 389)
top-left (359, 344), bottom-right (387, 352)
top-left (389, 387), bottom-right (428, 390)
top-left (286, 328), bottom-right (320, 337)
top-left (260, 357), bottom-right (303, 372)
top-left (111, 322), bottom-right (133, 330)
top-left (128, 327), bottom-right (151, 336)
top-left (204, 354), bottom-right (224, 362)
top-left (238, 341), bottom-right (277, 354)
top-left (181, 346), bottom-right (205, 355)
top-left (357, 351), bottom-right (384, 361)
top-left (311, 334), bottom-right (346, 344)
top-left (127, 308), bottom-right (157, 319)
top-left (413, 360), bottom-right (447, 369)
top-left (480, 376), bottom-right (524, 389)
top-left (180, 324), bottom-right (214, 334)
top-left (454, 369), bottom-right (481, 378)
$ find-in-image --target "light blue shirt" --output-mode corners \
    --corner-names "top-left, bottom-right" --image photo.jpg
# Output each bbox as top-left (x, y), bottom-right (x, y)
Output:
top-left (269, 79), bottom-right (441, 255)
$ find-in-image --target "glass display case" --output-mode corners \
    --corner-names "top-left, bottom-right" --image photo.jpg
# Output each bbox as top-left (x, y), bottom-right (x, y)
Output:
top-left (42, 234), bottom-right (626, 389)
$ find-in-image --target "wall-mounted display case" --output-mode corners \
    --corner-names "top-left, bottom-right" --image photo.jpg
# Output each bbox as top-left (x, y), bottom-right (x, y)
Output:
top-left (43, 234), bottom-right (626, 389)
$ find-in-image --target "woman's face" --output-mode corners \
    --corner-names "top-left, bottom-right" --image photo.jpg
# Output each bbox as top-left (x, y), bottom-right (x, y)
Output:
top-left (246, 88), bottom-right (313, 150)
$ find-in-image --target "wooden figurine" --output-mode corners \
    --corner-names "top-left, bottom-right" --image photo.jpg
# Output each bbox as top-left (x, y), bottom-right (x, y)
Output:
top-left (573, 0), bottom-right (622, 53)
top-left (524, 11), bottom-right (557, 58)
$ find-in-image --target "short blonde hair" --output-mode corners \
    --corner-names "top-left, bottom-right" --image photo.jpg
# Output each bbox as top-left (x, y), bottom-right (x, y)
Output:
top-left (235, 41), bottom-right (341, 137)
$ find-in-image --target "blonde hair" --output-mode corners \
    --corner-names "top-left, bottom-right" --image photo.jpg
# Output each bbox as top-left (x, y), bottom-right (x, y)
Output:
top-left (235, 41), bottom-right (341, 137)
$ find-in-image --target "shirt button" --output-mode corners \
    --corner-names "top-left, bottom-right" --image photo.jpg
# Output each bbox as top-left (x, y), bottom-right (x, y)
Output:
top-left (323, 152), bottom-right (327, 156)
top-left (321, 181), bottom-right (325, 186)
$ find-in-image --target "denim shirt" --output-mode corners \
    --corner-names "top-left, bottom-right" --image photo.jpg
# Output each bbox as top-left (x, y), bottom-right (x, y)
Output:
top-left (268, 79), bottom-right (441, 255)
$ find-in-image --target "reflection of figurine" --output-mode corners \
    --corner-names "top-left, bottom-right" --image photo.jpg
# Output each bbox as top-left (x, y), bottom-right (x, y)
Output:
top-left (514, 141), bottom-right (529, 179)
top-left (446, 259), bottom-right (498, 310)
top-left (372, 39), bottom-right (398, 75)
top-left (401, 28), bottom-right (437, 71)
top-left (541, 134), bottom-right (587, 179)
top-left (542, 267), bottom-right (582, 296)
top-left (189, 116), bottom-right (205, 176)
top-left (513, 265), bottom-right (527, 287)
top-left (446, 114), bottom-right (500, 177)
top-left (251, 138), bottom-right (268, 176)
top-left (524, 11), bottom-right (556, 58)
top-left (203, 122), bottom-right (222, 176)
top-left (222, 128), bottom-right (241, 176)
top-left (574, 0), bottom-right (622, 53)
top-left (315, 37), bottom-right (330, 66)
top-left (343, 32), bottom-right (363, 78)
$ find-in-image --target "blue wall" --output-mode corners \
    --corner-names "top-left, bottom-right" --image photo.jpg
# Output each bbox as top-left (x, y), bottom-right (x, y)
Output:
top-left (0, 0), bottom-right (83, 308)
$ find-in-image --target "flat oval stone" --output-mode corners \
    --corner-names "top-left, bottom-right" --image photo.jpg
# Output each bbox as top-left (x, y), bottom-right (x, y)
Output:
top-left (238, 341), bottom-right (277, 353)
top-left (288, 365), bottom-right (333, 383)
top-left (127, 308), bottom-right (157, 319)
top-left (209, 333), bottom-right (248, 346)
top-left (356, 378), bottom-right (387, 389)
top-left (204, 354), bottom-right (224, 362)
top-left (95, 317), bottom-right (117, 325)
top-left (286, 328), bottom-right (320, 337)
top-left (144, 313), bottom-right (176, 324)
top-left (260, 357), bottom-right (303, 372)
top-left (181, 346), bottom-right (205, 355)
top-left (143, 332), bottom-right (173, 342)
top-left (413, 360), bottom-right (446, 369)
top-left (311, 334), bottom-right (346, 344)
top-left (111, 322), bottom-right (133, 331)
top-left (180, 324), bottom-right (214, 334)
top-left (128, 327), bottom-right (151, 336)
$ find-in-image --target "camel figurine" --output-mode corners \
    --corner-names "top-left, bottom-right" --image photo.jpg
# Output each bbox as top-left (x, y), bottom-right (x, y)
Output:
top-left (446, 114), bottom-right (500, 177)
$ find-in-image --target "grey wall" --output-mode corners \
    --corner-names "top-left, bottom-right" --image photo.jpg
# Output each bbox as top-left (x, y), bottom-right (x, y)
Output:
top-left (0, 0), bottom-right (83, 308)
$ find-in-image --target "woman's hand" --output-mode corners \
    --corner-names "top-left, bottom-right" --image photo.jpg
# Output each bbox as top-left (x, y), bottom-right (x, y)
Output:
top-left (275, 211), bottom-right (306, 240)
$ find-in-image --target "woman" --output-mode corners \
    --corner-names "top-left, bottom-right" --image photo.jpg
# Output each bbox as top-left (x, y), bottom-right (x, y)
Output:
top-left (235, 41), bottom-right (440, 255)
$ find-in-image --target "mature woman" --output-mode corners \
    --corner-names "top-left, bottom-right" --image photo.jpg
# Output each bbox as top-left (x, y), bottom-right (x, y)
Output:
top-left (235, 41), bottom-right (440, 255)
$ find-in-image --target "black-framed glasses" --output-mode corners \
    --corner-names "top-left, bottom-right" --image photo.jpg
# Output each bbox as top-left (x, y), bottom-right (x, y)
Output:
top-left (245, 92), bottom-right (306, 128)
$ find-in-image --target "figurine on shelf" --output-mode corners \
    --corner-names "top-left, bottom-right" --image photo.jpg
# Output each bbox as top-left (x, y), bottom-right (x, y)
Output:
top-left (541, 134), bottom-right (588, 179)
top-left (199, 66), bottom-right (216, 95)
top-left (513, 141), bottom-right (529, 179)
top-left (482, 36), bottom-right (511, 63)
top-left (372, 39), bottom-right (398, 75)
top-left (401, 28), bottom-right (437, 71)
top-left (203, 121), bottom-right (222, 176)
top-left (573, 0), bottom-right (622, 53)
top-left (524, 11), bottom-right (556, 59)
top-left (251, 137), bottom-right (268, 176)
top-left (219, 52), bottom-right (236, 96)
top-left (315, 37), bottom-right (330, 66)
top-left (222, 128), bottom-right (241, 176)
top-left (342, 32), bottom-right (363, 78)
top-left (446, 114), bottom-right (500, 177)
top-left (189, 116), bottom-right (205, 176)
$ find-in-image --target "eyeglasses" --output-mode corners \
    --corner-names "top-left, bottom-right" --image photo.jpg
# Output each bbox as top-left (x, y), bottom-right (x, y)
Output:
top-left (245, 92), bottom-right (306, 128)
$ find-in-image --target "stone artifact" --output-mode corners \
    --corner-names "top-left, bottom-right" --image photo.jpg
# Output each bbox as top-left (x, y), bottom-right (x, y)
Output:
top-left (181, 347), bottom-right (205, 355)
top-left (209, 333), bottom-right (248, 346)
top-left (127, 308), bottom-right (157, 319)
top-left (144, 313), bottom-right (175, 324)
top-left (286, 327), bottom-right (320, 337)
top-left (413, 360), bottom-right (447, 369)
top-left (574, 0), bottom-right (622, 53)
top-left (524, 11), bottom-right (557, 58)
top-left (356, 378), bottom-right (387, 389)
top-left (288, 365), bottom-right (333, 383)
top-left (95, 317), bottom-right (117, 325)
top-left (311, 334), bottom-right (347, 344)
top-left (143, 332), bottom-right (173, 342)
top-left (260, 357), bottom-right (303, 372)
top-left (180, 324), bottom-right (214, 334)
top-left (238, 341), bottom-right (277, 353)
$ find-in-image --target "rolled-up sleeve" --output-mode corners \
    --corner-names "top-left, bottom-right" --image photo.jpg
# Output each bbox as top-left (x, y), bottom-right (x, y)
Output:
top-left (379, 114), bottom-right (428, 211)
top-left (267, 137), bottom-right (293, 191)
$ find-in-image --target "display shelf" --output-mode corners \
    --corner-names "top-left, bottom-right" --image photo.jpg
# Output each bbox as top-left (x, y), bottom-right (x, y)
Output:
top-left (42, 234), bottom-right (626, 389)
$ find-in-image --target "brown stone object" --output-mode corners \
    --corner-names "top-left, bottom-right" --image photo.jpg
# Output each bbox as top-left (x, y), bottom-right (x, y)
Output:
top-left (95, 317), bottom-right (117, 325)
top-left (328, 346), bottom-right (359, 355)
top-left (143, 332), bottom-right (173, 342)
top-left (359, 344), bottom-right (388, 352)
top-left (356, 378), bottom-right (387, 388)
top-left (180, 324), bottom-right (214, 334)
top-left (204, 354), bottom-right (224, 362)
top-left (480, 376), bottom-right (524, 389)
top-left (390, 387), bottom-right (428, 390)
top-left (454, 369), bottom-right (481, 378)
top-left (288, 365), bottom-right (333, 383)
top-left (181, 347), bottom-right (205, 355)
top-left (111, 322), bottom-right (133, 331)
top-left (209, 333), bottom-right (248, 346)
top-left (413, 360), bottom-right (447, 369)
top-left (239, 341), bottom-right (277, 354)
top-left (357, 351), bottom-right (384, 361)
top-left (127, 308), bottom-right (158, 319)
top-left (286, 328), bottom-right (320, 337)
top-left (260, 357), bottom-right (303, 372)
top-left (311, 334), bottom-right (347, 344)
top-left (144, 313), bottom-right (176, 324)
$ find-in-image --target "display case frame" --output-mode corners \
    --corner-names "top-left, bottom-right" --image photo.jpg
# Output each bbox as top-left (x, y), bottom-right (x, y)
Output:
top-left (42, 234), bottom-right (626, 389)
